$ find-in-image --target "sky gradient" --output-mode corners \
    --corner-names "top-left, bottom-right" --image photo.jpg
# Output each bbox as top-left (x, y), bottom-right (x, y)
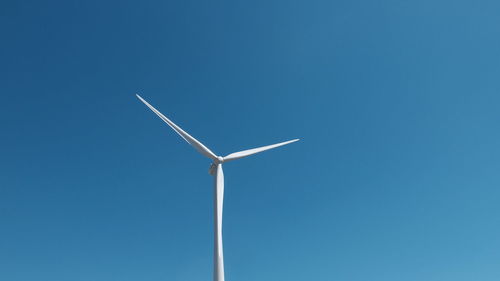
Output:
top-left (1, 0), bottom-right (500, 280)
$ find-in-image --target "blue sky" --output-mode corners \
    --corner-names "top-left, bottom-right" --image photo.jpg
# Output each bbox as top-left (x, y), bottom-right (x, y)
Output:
top-left (1, 0), bottom-right (500, 280)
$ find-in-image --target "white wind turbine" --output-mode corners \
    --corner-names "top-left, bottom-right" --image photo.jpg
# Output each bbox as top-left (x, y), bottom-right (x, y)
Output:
top-left (136, 94), bottom-right (299, 281)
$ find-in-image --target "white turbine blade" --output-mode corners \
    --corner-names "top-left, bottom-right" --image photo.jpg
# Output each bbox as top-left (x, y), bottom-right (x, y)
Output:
top-left (213, 164), bottom-right (225, 281)
top-left (223, 138), bottom-right (299, 162)
top-left (136, 94), bottom-right (217, 160)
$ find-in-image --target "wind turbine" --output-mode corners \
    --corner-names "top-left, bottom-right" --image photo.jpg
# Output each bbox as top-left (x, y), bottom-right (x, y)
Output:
top-left (136, 94), bottom-right (299, 281)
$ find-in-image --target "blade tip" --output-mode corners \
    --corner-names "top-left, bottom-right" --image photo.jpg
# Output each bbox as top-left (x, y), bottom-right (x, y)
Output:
top-left (136, 94), bottom-right (149, 105)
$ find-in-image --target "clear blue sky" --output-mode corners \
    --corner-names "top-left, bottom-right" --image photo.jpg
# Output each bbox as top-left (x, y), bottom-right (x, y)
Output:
top-left (1, 0), bottom-right (500, 280)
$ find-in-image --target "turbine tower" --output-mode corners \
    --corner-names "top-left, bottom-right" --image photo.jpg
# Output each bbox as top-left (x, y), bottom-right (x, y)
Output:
top-left (136, 94), bottom-right (299, 281)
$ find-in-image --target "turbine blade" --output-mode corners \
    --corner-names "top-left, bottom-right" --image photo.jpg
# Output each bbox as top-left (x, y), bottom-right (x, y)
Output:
top-left (213, 164), bottom-right (225, 281)
top-left (223, 138), bottom-right (299, 162)
top-left (136, 94), bottom-right (217, 160)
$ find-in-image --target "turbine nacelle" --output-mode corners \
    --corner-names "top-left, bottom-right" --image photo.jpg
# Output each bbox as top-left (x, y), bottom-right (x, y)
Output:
top-left (209, 156), bottom-right (225, 175)
top-left (209, 163), bottom-right (217, 175)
